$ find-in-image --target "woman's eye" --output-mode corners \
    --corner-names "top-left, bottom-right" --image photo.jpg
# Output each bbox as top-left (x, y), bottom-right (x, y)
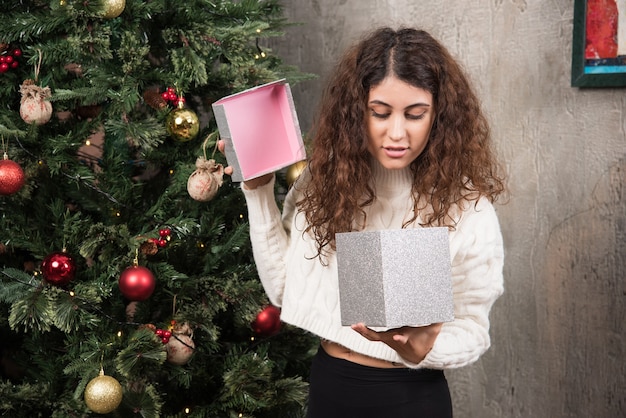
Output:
top-left (370, 110), bottom-right (389, 119)
top-left (370, 109), bottom-right (427, 120)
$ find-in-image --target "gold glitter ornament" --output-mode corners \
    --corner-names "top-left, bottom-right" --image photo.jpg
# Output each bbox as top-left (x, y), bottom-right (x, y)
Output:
top-left (286, 160), bottom-right (307, 187)
top-left (102, 0), bottom-right (126, 19)
top-left (166, 101), bottom-right (200, 142)
top-left (84, 369), bottom-right (123, 414)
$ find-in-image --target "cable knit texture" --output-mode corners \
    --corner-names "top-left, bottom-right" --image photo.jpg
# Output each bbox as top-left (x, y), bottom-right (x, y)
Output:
top-left (242, 163), bottom-right (504, 369)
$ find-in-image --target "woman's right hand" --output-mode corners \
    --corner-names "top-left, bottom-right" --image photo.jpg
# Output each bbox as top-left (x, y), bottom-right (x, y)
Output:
top-left (217, 140), bottom-right (274, 190)
top-left (351, 322), bottom-right (442, 365)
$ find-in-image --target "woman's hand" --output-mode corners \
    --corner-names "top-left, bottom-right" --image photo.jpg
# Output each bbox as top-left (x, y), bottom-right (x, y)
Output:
top-left (217, 140), bottom-right (273, 190)
top-left (351, 322), bottom-right (442, 365)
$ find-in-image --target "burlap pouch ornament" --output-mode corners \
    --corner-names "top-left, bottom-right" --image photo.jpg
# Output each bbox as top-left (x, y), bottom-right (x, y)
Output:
top-left (187, 157), bottom-right (224, 201)
top-left (19, 51), bottom-right (52, 125)
top-left (19, 80), bottom-right (52, 125)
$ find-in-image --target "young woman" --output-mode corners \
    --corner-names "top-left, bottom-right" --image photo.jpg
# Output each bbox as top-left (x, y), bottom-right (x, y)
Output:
top-left (221, 27), bottom-right (506, 417)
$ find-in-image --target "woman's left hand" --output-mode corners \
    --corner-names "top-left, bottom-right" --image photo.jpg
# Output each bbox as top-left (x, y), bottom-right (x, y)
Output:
top-left (351, 322), bottom-right (442, 364)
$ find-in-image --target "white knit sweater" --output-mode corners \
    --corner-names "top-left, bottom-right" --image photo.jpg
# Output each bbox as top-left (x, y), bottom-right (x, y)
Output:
top-left (241, 163), bottom-right (504, 369)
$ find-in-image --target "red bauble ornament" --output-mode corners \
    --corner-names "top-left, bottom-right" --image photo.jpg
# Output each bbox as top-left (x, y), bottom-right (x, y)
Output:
top-left (41, 251), bottom-right (76, 286)
top-left (0, 157), bottom-right (25, 195)
top-left (252, 305), bottom-right (282, 337)
top-left (118, 265), bottom-right (156, 301)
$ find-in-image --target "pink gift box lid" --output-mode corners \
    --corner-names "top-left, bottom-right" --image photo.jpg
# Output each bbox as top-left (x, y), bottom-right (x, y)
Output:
top-left (212, 79), bottom-right (306, 182)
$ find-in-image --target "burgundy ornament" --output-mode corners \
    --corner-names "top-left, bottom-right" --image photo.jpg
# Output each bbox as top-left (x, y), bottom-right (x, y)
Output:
top-left (42, 251), bottom-right (76, 286)
top-left (118, 265), bottom-right (156, 301)
top-left (252, 305), bottom-right (282, 337)
top-left (0, 157), bottom-right (25, 195)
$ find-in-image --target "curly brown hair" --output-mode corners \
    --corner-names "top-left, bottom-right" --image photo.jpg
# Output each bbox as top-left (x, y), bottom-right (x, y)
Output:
top-left (297, 27), bottom-right (506, 257)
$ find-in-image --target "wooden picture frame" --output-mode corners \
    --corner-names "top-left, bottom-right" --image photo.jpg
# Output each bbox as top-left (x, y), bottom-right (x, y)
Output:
top-left (571, 0), bottom-right (626, 87)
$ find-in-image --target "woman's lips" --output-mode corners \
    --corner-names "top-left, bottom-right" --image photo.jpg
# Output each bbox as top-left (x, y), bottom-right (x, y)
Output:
top-left (383, 147), bottom-right (408, 158)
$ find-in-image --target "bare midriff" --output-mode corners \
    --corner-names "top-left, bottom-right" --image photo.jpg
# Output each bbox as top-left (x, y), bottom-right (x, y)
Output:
top-left (320, 340), bottom-right (407, 369)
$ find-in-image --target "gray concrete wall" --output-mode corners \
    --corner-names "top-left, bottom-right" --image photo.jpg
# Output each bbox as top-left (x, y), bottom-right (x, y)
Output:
top-left (268, 1), bottom-right (626, 417)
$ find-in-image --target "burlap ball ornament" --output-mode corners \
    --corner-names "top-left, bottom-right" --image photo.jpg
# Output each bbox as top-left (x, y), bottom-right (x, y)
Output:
top-left (166, 322), bottom-right (195, 366)
top-left (187, 157), bottom-right (224, 202)
top-left (19, 79), bottom-right (52, 125)
top-left (166, 333), bottom-right (195, 365)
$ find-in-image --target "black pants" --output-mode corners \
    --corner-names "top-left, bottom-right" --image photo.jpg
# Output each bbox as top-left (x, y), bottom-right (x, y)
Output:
top-left (306, 346), bottom-right (453, 418)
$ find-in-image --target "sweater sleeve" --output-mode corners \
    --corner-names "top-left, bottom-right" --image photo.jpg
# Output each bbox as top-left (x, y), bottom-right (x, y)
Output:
top-left (415, 198), bottom-right (504, 369)
top-left (240, 175), bottom-right (298, 307)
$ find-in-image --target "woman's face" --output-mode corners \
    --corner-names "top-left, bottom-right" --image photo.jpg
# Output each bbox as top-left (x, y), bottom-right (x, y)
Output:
top-left (366, 75), bottom-right (435, 170)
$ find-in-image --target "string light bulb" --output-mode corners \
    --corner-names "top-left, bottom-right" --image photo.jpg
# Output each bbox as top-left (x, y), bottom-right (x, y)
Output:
top-left (255, 38), bottom-right (266, 59)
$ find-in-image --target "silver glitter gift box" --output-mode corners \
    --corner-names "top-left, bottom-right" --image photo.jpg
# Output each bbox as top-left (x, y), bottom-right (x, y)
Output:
top-left (336, 228), bottom-right (454, 327)
top-left (212, 79), bottom-right (306, 182)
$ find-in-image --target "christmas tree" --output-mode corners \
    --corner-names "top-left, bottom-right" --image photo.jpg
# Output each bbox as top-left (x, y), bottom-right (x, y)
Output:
top-left (0, 1), bottom-right (316, 417)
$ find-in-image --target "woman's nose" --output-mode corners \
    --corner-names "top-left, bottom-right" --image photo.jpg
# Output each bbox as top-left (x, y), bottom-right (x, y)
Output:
top-left (388, 115), bottom-right (406, 141)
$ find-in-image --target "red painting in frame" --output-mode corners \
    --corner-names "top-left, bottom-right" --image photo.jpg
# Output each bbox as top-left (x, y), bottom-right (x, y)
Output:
top-left (571, 0), bottom-right (626, 87)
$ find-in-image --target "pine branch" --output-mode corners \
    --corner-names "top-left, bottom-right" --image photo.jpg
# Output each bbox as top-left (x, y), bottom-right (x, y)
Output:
top-left (120, 383), bottom-right (163, 418)
top-left (105, 115), bottom-right (167, 150)
top-left (115, 328), bottom-right (167, 377)
top-left (0, 268), bottom-right (37, 303)
top-left (0, 11), bottom-right (73, 44)
top-left (0, 381), bottom-right (53, 416)
top-left (9, 285), bottom-right (55, 332)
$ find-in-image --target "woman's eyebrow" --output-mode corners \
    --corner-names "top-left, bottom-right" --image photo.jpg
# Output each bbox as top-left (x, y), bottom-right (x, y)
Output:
top-left (368, 99), bottom-right (431, 110)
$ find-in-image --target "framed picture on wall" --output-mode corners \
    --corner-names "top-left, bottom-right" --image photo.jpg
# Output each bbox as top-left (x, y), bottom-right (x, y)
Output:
top-left (571, 0), bottom-right (626, 87)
